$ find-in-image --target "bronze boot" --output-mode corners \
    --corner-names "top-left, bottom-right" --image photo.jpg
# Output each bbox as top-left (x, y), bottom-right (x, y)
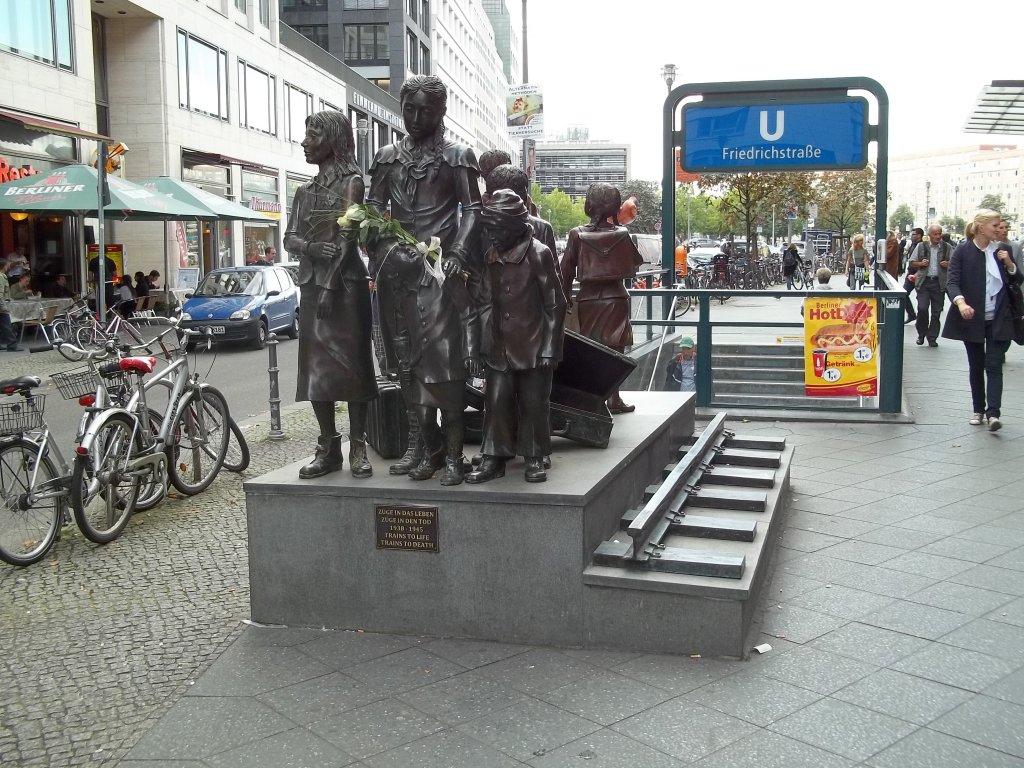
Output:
top-left (389, 414), bottom-right (424, 475)
top-left (408, 448), bottom-right (445, 481)
top-left (298, 434), bottom-right (343, 479)
top-left (349, 438), bottom-right (372, 479)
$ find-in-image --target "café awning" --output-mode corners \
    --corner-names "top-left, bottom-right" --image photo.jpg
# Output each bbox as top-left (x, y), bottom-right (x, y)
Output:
top-left (964, 81), bottom-right (1024, 135)
top-left (0, 108), bottom-right (113, 143)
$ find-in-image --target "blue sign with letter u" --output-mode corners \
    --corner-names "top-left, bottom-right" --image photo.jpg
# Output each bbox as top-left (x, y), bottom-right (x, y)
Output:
top-left (682, 99), bottom-right (869, 172)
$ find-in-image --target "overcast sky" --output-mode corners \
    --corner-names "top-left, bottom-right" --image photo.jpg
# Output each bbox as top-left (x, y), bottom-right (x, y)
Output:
top-left (523, 0), bottom-right (1020, 181)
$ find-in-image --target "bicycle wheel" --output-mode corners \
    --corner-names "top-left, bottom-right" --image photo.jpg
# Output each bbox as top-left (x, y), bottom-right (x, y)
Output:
top-left (0, 439), bottom-right (63, 566)
top-left (167, 387), bottom-right (229, 495)
top-left (222, 417), bottom-right (251, 473)
top-left (75, 324), bottom-right (105, 352)
top-left (71, 413), bottom-right (139, 543)
top-left (134, 407), bottom-right (167, 513)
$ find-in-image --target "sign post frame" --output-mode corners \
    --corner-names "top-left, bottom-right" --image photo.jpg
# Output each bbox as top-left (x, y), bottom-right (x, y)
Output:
top-left (660, 77), bottom-right (890, 309)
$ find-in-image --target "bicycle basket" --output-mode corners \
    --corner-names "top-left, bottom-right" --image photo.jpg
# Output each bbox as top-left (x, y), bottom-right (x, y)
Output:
top-left (0, 394), bottom-right (45, 436)
top-left (51, 367), bottom-right (99, 400)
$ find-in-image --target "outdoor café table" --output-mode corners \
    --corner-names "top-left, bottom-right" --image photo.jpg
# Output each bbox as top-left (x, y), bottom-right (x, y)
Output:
top-left (8, 297), bottom-right (75, 323)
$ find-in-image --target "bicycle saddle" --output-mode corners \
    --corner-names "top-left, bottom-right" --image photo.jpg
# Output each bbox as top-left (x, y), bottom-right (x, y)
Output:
top-left (0, 375), bottom-right (42, 394)
top-left (118, 357), bottom-right (157, 374)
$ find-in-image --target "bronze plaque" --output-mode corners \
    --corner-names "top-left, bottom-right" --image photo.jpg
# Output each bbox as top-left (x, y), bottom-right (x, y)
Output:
top-left (375, 504), bottom-right (439, 552)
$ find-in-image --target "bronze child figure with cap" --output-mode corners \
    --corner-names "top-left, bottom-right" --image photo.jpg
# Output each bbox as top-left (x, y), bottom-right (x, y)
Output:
top-left (466, 189), bottom-right (566, 484)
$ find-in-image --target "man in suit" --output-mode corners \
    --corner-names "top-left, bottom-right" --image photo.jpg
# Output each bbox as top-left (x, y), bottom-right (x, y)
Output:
top-left (910, 224), bottom-right (952, 347)
top-left (466, 190), bottom-right (565, 484)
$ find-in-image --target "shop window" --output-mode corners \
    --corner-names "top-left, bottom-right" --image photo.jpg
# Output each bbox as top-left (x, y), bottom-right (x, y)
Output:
top-left (0, 0), bottom-right (74, 71)
top-left (238, 60), bottom-right (276, 135)
top-left (343, 24), bottom-right (388, 61)
top-left (342, 0), bottom-right (386, 8)
top-left (241, 171), bottom-right (280, 263)
top-left (177, 30), bottom-right (229, 121)
top-left (284, 83), bottom-right (313, 143)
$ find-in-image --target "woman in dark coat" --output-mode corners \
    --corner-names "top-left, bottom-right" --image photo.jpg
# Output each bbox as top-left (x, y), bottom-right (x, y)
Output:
top-left (941, 209), bottom-right (1022, 431)
top-left (284, 110), bottom-right (377, 478)
top-left (782, 244), bottom-right (803, 290)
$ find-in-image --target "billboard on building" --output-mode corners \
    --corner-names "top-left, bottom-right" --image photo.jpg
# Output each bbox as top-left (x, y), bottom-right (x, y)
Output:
top-left (507, 84), bottom-right (544, 139)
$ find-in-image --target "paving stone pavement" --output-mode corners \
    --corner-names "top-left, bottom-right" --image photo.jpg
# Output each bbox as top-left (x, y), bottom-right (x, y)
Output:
top-left (3, 302), bottom-right (1024, 767)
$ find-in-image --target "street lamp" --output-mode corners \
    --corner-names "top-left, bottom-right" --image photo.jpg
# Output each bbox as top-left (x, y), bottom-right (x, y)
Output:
top-left (954, 185), bottom-right (959, 223)
top-left (925, 180), bottom-right (931, 227)
top-left (660, 63), bottom-right (677, 93)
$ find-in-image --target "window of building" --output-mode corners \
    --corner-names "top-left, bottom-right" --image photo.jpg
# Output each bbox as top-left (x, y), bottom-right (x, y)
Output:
top-left (344, 24), bottom-right (388, 60)
top-left (420, 1), bottom-right (429, 33)
top-left (234, 0), bottom-right (246, 11)
top-left (238, 60), bottom-right (276, 135)
top-left (241, 171), bottom-right (280, 263)
top-left (284, 83), bottom-right (313, 143)
top-left (320, 99), bottom-right (341, 114)
top-left (343, 0), bottom-right (386, 8)
top-left (259, 0), bottom-right (270, 26)
top-left (369, 78), bottom-right (390, 94)
top-left (293, 24), bottom-right (328, 50)
top-left (0, 0), bottom-right (74, 71)
top-left (407, 0), bottom-right (417, 22)
top-left (420, 43), bottom-right (429, 75)
top-left (181, 156), bottom-right (233, 270)
top-left (407, 31), bottom-right (418, 73)
top-left (375, 121), bottom-right (389, 155)
top-left (177, 30), bottom-right (229, 121)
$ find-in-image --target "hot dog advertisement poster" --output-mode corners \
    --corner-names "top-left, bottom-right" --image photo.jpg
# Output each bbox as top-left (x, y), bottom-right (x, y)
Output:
top-left (803, 297), bottom-right (878, 397)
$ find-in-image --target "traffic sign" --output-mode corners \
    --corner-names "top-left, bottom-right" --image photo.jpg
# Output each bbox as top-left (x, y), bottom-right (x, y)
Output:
top-left (681, 98), bottom-right (869, 172)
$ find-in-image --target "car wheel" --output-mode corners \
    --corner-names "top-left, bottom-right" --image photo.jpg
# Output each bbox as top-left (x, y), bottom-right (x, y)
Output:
top-left (286, 311), bottom-right (299, 339)
top-left (251, 320), bottom-right (268, 350)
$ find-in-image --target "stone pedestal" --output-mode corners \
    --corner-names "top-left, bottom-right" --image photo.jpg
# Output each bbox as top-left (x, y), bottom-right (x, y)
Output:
top-left (246, 392), bottom-right (694, 648)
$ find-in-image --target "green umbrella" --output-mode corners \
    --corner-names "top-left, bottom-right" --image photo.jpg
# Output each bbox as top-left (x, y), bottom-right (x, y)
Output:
top-left (135, 176), bottom-right (269, 222)
top-left (0, 164), bottom-right (210, 218)
top-left (134, 177), bottom-right (273, 299)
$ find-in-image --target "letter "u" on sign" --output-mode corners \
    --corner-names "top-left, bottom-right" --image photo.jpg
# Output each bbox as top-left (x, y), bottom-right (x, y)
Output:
top-left (760, 110), bottom-right (784, 141)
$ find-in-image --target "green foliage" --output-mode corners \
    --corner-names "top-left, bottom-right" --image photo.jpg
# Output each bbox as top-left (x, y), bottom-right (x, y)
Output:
top-left (620, 179), bottom-right (661, 234)
top-left (815, 167), bottom-right (875, 242)
top-left (531, 185), bottom-right (587, 236)
top-left (977, 194), bottom-right (1016, 225)
top-left (673, 186), bottom-right (723, 239)
top-left (889, 204), bottom-right (914, 233)
top-left (697, 172), bottom-right (814, 254)
top-left (939, 215), bottom-right (966, 237)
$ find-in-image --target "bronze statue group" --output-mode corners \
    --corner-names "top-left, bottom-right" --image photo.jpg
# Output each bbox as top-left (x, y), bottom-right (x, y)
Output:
top-left (284, 75), bottom-right (644, 485)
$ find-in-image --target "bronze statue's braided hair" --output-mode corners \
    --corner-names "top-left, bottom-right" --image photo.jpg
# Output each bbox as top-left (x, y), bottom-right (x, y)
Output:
top-left (400, 75), bottom-right (448, 181)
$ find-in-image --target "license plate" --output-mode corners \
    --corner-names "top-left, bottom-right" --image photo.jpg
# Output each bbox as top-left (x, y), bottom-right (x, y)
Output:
top-left (210, 326), bottom-right (225, 334)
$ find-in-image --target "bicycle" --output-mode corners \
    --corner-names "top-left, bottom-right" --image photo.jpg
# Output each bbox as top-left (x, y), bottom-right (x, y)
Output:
top-left (74, 320), bottom-right (231, 520)
top-left (72, 306), bottom-right (148, 353)
top-left (0, 340), bottom-right (141, 565)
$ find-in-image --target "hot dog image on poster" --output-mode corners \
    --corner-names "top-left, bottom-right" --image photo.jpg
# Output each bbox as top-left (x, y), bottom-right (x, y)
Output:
top-left (803, 297), bottom-right (878, 396)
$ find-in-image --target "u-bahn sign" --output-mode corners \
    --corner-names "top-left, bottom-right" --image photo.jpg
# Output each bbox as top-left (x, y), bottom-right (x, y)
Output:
top-left (681, 98), bottom-right (869, 173)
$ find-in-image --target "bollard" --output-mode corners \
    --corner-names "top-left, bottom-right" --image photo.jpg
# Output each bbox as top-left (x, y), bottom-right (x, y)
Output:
top-left (266, 332), bottom-right (286, 440)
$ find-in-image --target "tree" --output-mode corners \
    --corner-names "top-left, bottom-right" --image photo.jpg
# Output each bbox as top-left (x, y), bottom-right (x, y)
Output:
top-left (815, 167), bottom-right (875, 250)
top-left (620, 180), bottom-right (661, 234)
top-left (977, 194), bottom-right (1016, 225)
top-left (674, 186), bottom-right (722, 240)
top-left (697, 172), bottom-right (813, 258)
top-left (531, 185), bottom-right (586, 236)
top-left (889, 204), bottom-right (914, 234)
top-left (939, 215), bottom-right (966, 237)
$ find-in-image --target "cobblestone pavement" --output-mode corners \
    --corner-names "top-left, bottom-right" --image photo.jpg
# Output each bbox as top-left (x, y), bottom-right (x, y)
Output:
top-left (0, 348), bottom-right (327, 767)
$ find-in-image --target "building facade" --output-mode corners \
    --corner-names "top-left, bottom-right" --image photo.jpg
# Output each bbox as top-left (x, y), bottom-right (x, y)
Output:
top-left (890, 144), bottom-right (1024, 239)
top-left (0, 0), bottom-right (403, 292)
top-left (534, 137), bottom-right (631, 201)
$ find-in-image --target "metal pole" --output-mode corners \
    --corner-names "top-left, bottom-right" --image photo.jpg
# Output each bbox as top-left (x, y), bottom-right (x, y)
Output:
top-left (266, 332), bottom-right (285, 440)
top-left (96, 141), bottom-right (108, 322)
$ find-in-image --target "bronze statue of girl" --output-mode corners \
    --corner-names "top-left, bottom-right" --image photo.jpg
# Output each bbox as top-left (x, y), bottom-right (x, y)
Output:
top-left (284, 110), bottom-right (377, 479)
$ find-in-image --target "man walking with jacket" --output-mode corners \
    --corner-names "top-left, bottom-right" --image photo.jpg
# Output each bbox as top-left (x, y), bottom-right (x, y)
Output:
top-left (911, 224), bottom-right (952, 347)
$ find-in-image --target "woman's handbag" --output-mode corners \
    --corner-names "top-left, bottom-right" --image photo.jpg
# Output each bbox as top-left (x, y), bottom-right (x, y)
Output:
top-left (999, 260), bottom-right (1024, 345)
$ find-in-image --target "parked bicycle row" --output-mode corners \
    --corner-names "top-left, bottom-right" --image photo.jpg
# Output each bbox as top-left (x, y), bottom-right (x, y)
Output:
top-left (0, 318), bottom-right (250, 566)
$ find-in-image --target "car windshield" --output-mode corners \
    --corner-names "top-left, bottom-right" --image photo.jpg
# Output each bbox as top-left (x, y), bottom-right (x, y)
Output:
top-left (197, 271), bottom-right (264, 297)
